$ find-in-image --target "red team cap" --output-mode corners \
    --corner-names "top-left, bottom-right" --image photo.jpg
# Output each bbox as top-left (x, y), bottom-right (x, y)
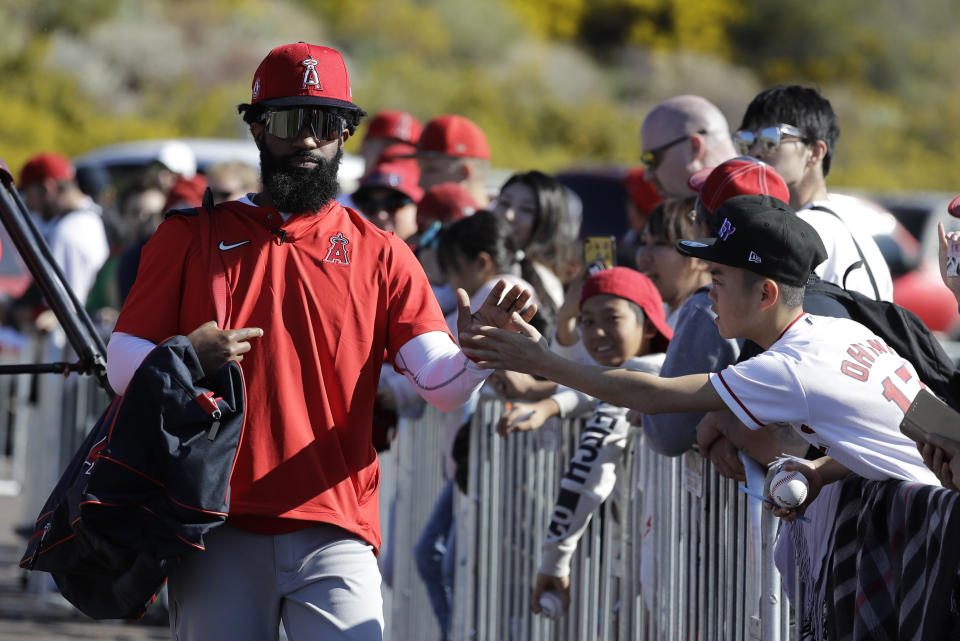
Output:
top-left (417, 115), bottom-right (490, 160)
top-left (417, 182), bottom-right (477, 227)
top-left (163, 174), bottom-right (208, 211)
top-left (366, 110), bottom-right (423, 145)
top-left (357, 160), bottom-right (424, 203)
top-left (251, 42), bottom-right (359, 111)
top-left (689, 156), bottom-right (790, 217)
top-left (19, 152), bottom-right (75, 189)
top-left (375, 142), bottom-right (419, 164)
top-left (579, 266), bottom-right (673, 352)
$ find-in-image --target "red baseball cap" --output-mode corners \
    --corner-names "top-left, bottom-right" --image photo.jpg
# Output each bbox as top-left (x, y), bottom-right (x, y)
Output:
top-left (366, 110), bottom-right (422, 145)
top-left (375, 142), bottom-right (418, 164)
top-left (19, 153), bottom-right (75, 189)
top-left (623, 167), bottom-right (663, 215)
top-left (417, 115), bottom-right (490, 159)
top-left (688, 156), bottom-right (790, 216)
top-left (251, 42), bottom-right (359, 110)
top-left (579, 267), bottom-right (673, 352)
top-left (163, 174), bottom-right (208, 212)
top-left (356, 160), bottom-right (423, 203)
top-left (417, 182), bottom-right (477, 227)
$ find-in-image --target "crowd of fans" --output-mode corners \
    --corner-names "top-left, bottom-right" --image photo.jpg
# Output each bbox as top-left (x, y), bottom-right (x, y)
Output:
top-left (8, 80), bottom-right (960, 641)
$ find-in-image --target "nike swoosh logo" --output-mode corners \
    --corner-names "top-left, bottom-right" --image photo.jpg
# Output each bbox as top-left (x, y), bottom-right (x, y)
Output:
top-left (218, 240), bottom-right (250, 251)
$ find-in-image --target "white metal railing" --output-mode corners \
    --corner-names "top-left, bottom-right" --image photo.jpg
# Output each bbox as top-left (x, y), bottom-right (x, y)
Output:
top-left (382, 395), bottom-right (797, 641)
top-left (1, 334), bottom-right (797, 639)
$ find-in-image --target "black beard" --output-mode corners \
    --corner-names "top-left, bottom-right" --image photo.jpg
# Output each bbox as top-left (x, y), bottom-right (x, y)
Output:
top-left (260, 145), bottom-right (342, 214)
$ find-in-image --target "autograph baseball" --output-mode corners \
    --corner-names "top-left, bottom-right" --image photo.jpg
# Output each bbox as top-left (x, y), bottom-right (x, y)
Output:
top-left (769, 469), bottom-right (808, 509)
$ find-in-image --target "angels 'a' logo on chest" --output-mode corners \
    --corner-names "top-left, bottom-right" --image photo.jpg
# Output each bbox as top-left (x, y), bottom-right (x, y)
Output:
top-left (324, 232), bottom-right (350, 265)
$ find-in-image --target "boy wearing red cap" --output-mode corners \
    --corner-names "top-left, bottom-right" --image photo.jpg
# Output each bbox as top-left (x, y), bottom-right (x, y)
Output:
top-left (498, 267), bottom-right (672, 615)
top-left (415, 114), bottom-right (491, 207)
top-left (107, 42), bottom-right (534, 641)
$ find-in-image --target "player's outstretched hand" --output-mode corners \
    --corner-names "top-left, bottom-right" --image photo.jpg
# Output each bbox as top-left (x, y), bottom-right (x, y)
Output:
top-left (187, 320), bottom-right (264, 375)
top-left (920, 433), bottom-right (960, 491)
top-left (530, 571), bottom-right (571, 615)
top-left (459, 309), bottom-right (548, 373)
top-left (456, 280), bottom-right (538, 339)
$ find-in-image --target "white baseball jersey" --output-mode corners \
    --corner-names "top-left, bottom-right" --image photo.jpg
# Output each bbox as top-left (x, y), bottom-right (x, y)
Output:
top-left (711, 313), bottom-right (939, 484)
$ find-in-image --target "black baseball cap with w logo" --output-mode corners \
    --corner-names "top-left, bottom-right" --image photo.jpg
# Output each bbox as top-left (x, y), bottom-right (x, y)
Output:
top-left (675, 194), bottom-right (826, 287)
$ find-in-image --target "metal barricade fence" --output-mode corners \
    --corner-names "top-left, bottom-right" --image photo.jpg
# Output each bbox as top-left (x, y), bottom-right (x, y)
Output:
top-left (382, 395), bottom-right (798, 641)
top-left (0, 335), bottom-right (798, 639)
top-left (0, 330), bottom-right (111, 595)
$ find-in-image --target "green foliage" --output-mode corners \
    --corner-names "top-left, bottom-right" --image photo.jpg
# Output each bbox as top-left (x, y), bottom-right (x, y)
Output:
top-left (1, 0), bottom-right (960, 192)
top-left (501, 0), bottom-right (586, 40)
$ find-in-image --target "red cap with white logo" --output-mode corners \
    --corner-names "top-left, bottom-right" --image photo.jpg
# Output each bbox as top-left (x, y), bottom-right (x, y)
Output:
top-left (251, 42), bottom-right (359, 110)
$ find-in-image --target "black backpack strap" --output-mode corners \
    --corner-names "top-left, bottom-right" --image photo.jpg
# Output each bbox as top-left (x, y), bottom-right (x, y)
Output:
top-left (808, 204), bottom-right (881, 301)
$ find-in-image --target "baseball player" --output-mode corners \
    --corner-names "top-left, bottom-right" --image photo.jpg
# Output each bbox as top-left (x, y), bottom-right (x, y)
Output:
top-left (460, 194), bottom-right (940, 516)
top-left (106, 42), bottom-right (535, 641)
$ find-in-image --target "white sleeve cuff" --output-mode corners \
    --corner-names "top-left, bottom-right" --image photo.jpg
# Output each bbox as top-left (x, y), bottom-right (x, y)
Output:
top-left (395, 331), bottom-right (491, 412)
top-left (106, 332), bottom-right (157, 394)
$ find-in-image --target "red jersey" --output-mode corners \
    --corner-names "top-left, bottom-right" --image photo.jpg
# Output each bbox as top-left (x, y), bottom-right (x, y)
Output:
top-left (114, 199), bottom-right (452, 548)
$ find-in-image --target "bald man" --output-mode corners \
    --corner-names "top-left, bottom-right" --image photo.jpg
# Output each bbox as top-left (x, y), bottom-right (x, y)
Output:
top-left (640, 95), bottom-right (737, 199)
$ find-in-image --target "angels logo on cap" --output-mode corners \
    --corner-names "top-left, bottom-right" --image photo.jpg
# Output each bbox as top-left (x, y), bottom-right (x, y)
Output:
top-left (300, 58), bottom-right (321, 90)
top-left (251, 42), bottom-right (359, 111)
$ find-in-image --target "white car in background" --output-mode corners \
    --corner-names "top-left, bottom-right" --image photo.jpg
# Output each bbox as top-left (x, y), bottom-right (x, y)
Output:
top-left (72, 137), bottom-right (365, 197)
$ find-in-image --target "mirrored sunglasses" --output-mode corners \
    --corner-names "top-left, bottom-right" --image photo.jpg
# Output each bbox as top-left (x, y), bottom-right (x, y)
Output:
top-left (733, 123), bottom-right (807, 156)
top-left (263, 108), bottom-right (346, 141)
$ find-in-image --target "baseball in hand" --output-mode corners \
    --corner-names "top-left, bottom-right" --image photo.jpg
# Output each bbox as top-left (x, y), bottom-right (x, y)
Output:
top-left (538, 590), bottom-right (564, 619)
top-left (769, 469), bottom-right (808, 509)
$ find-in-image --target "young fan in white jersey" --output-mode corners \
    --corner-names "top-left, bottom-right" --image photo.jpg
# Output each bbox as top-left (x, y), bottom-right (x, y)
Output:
top-left (458, 194), bottom-right (940, 517)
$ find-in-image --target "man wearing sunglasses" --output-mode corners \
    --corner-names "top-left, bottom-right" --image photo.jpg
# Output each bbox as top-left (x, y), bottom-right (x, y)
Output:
top-left (736, 85), bottom-right (893, 301)
top-left (639, 95), bottom-right (737, 199)
top-left (105, 42), bottom-right (536, 641)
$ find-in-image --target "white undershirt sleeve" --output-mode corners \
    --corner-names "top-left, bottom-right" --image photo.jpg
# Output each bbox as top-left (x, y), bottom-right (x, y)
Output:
top-left (393, 331), bottom-right (491, 412)
top-left (106, 332), bottom-right (157, 394)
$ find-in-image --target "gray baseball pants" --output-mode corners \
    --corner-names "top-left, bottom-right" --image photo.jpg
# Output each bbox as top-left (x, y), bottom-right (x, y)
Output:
top-left (167, 522), bottom-right (384, 640)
